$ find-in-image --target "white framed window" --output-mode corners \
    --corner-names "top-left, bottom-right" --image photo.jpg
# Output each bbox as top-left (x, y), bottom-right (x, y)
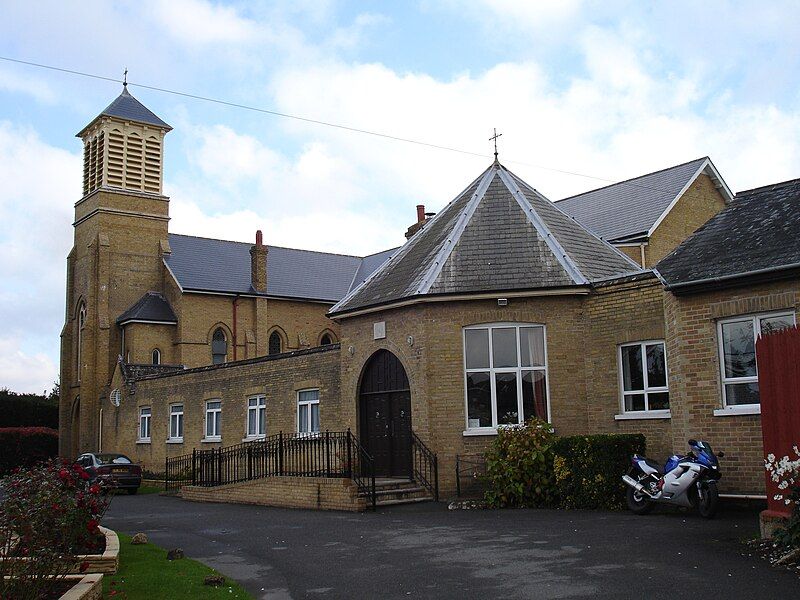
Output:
top-left (463, 323), bottom-right (549, 433)
top-left (138, 406), bottom-right (151, 442)
top-left (717, 311), bottom-right (795, 410)
top-left (204, 400), bottom-right (221, 441)
top-left (152, 348), bottom-right (161, 365)
top-left (168, 404), bottom-right (184, 442)
top-left (618, 341), bottom-right (669, 415)
top-left (246, 396), bottom-right (266, 438)
top-left (297, 389), bottom-right (320, 435)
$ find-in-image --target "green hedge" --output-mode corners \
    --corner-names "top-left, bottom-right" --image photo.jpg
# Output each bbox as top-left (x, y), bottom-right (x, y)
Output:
top-left (0, 388), bottom-right (59, 428)
top-left (552, 433), bottom-right (646, 510)
top-left (482, 421), bottom-right (646, 510)
top-left (0, 427), bottom-right (59, 475)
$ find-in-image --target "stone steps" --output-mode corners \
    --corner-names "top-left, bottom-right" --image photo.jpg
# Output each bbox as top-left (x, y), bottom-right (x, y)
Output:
top-left (359, 479), bottom-right (435, 507)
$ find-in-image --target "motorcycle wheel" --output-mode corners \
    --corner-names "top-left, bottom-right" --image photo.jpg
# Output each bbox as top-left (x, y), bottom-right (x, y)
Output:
top-left (697, 484), bottom-right (719, 519)
top-left (626, 485), bottom-right (654, 515)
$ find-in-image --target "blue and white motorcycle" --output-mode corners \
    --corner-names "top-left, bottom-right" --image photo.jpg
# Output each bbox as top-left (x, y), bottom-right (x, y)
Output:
top-left (622, 439), bottom-right (724, 518)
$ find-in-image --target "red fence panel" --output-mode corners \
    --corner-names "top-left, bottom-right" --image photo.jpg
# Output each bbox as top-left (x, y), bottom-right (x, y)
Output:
top-left (757, 325), bottom-right (800, 518)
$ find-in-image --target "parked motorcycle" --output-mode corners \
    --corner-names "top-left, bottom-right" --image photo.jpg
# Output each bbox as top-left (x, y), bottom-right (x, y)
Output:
top-left (622, 439), bottom-right (724, 518)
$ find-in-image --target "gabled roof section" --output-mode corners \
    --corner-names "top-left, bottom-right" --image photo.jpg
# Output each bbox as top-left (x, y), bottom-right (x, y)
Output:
top-left (656, 177), bottom-right (800, 292)
top-left (77, 85), bottom-right (171, 137)
top-left (330, 162), bottom-right (642, 316)
top-left (117, 292), bottom-right (177, 326)
top-left (556, 157), bottom-right (733, 242)
top-left (165, 234), bottom-right (395, 303)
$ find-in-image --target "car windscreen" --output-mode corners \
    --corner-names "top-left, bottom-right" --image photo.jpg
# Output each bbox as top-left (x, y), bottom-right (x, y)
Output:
top-left (96, 454), bottom-right (132, 464)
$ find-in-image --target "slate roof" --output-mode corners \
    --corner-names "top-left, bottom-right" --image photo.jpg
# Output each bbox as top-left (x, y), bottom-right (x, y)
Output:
top-left (116, 292), bottom-right (177, 325)
top-left (329, 161), bottom-right (643, 315)
top-left (165, 234), bottom-right (397, 302)
top-left (555, 157), bottom-right (732, 242)
top-left (77, 85), bottom-right (171, 136)
top-left (656, 178), bottom-right (800, 291)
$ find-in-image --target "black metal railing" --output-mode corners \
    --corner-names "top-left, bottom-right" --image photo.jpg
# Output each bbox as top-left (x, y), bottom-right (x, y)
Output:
top-left (455, 453), bottom-right (487, 498)
top-left (164, 452), bottom-right (194, 492)
top-left (164, 429), bottom-right (377, 509)
top-left (411, 431), bottom-right (439, 502)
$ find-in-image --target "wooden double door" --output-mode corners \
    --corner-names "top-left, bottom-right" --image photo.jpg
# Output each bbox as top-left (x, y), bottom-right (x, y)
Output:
top-left (359, 350), bottom-right (412, 477)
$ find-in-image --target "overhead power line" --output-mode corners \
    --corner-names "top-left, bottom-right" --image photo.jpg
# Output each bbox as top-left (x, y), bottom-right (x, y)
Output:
top-left (0, 55), bottom-right (725, 203)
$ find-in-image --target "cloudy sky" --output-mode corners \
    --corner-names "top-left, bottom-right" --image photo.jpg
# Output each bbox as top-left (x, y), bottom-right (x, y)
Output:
top-left (1, 1), bottom-right (799, 393)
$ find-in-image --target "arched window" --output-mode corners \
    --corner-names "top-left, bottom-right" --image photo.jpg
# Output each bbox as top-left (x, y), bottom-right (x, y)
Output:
top-left (77, 303), bottom-right (86, 382)
top-left (212, 328), bottom-right (227, 364)
top-left (268, 331), bottom-right (282, 355)
top-left (152, 349), bottom-right (161, 365)
top-left (320, 333), bottom-right (332, 346)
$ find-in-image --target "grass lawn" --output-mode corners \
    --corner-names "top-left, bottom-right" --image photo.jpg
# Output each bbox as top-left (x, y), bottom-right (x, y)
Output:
top-left (103, 532), bottom-right (253, 599)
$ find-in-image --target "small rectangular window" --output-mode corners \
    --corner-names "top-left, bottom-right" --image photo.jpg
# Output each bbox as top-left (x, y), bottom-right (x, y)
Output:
top-left (205, 400), bottom-right (221, 440)
top-left (718, 311), bottom-right (795, 408)
top-left (169, 404), bottom-right (184, 441)
top-left (619, 341), bottom-right (669, 413)
top-left (247, 396), bottom-right (266, 438)
top-left (138, 407), bottom-right (151, 442)
top-left (297, 389), bottom-right (320, 435)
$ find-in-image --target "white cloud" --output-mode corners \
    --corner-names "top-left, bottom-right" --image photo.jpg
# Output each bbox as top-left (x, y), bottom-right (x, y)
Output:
top-left (149, 0), bottom-right (260, 45)
top-left (0, 336), bottom-right (57, 394)
top-left (0, 122), bottom-right (79, 391)
top-left (0, 67), bottom-right (56, 104)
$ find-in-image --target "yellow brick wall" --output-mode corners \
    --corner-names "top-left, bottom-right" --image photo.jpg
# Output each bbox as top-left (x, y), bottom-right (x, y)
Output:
top-left (103, 346), bottom-right (341, 474)
top-left (665, 281), bottom-right (800, 493)
top-left (181, 476), bottom-right (364, 511)
top-left (646, 174), bottom-right (727, 265)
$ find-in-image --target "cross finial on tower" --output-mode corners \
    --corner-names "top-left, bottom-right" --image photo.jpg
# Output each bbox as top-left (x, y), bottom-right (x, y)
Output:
top-left (490, 128), bottom-right (502, 162)
top-left (123, 68), bottom-right (128, 87)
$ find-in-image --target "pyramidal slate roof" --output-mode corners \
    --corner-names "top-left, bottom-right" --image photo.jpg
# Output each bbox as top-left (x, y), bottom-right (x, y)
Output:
top-left (656, 177), bottom-right (800, 292)
top-left (77, 85), bottom-right (171, 136)
top-left (165, 234), bottom-right (398, 302)
top-left (555, 157), bottom-right (732, 243)
top-left (117, 292), bottom-right (177, 325)
top-left (330, 162), bottom-right (643, 316)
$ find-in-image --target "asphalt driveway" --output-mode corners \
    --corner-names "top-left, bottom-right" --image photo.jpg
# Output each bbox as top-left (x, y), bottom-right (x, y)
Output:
top-left (104, 495), bottom-right (798, 599)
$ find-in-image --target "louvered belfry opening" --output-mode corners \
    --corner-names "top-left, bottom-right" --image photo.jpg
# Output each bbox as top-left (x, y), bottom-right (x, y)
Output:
top-left (77, 85), bottom-right (171, 197)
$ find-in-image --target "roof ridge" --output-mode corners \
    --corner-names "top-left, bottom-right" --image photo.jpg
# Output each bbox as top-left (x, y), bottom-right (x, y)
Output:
top-left (555, 156), bottom-right (709, 202)
top-left (735, 176), bottom-right (800, 196)
top-left (497, 167), bottom-right (587, 285)
top-left (511, 172), bottom-right (644, 272)
top-left (415, 164), bottom-right (498, 295)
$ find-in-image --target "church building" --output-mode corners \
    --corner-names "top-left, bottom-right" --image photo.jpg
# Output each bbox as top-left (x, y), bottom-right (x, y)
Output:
top-left (60, 86), bottom-right (800, 504)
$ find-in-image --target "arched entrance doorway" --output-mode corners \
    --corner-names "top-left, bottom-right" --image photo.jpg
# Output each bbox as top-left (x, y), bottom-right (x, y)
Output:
top-left (359, 350), bottom-right (412, 477)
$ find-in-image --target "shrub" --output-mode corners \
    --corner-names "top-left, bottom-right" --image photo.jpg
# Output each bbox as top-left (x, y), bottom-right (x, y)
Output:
top-left (483, 418), bottom-right (557, 508)
top-left (552, 433), bottom-right (646, 510)
top-left (0, 387), bottom-right (59, 428)
top-left (0, 427), bottom-right (59, 476)
top-left (765, 447), bottom-right (800, 549)
top-left (0, 459), bottom-right (111, 599)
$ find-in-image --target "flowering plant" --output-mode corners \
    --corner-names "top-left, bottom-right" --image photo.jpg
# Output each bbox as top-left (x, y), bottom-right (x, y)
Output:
top-left (0, 458), bottom-right (111, 599)
top-left (765, 446), bottom-right (800, 549)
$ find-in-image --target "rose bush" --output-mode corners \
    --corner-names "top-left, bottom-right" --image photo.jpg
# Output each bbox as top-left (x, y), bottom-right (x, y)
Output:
top-left (1, 458), bottom-right (111, 599)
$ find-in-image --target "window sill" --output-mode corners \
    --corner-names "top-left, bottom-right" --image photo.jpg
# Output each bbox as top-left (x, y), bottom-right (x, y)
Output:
top-left (614, 411), bottom-right (671, 421)
top-left (201, 437), bottom-right (221, 443)
top-left (242, 435), bottom-right (266, 442)
top-left (463, 428), bottom-right (499, 437)
top-left (166, 438), bottom-right (183, 444)
top-left (136, 439), bottom-right (151, 445)
top-left (713, 406), bottom-right (761, 417)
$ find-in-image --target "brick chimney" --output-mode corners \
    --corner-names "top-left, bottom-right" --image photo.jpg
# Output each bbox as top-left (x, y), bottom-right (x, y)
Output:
top-left (405, 204), bottom-right (429, 239)
top-left (250, 230), bottom-right (268, 292)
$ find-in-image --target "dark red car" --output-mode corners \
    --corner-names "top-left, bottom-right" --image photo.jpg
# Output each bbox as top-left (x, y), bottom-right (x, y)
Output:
top-left (75, 453), bottom-right (142, 494)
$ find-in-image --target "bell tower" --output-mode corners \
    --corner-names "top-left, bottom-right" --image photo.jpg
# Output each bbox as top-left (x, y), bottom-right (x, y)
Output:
top-left (60, 84), bottom-right (173, 458)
